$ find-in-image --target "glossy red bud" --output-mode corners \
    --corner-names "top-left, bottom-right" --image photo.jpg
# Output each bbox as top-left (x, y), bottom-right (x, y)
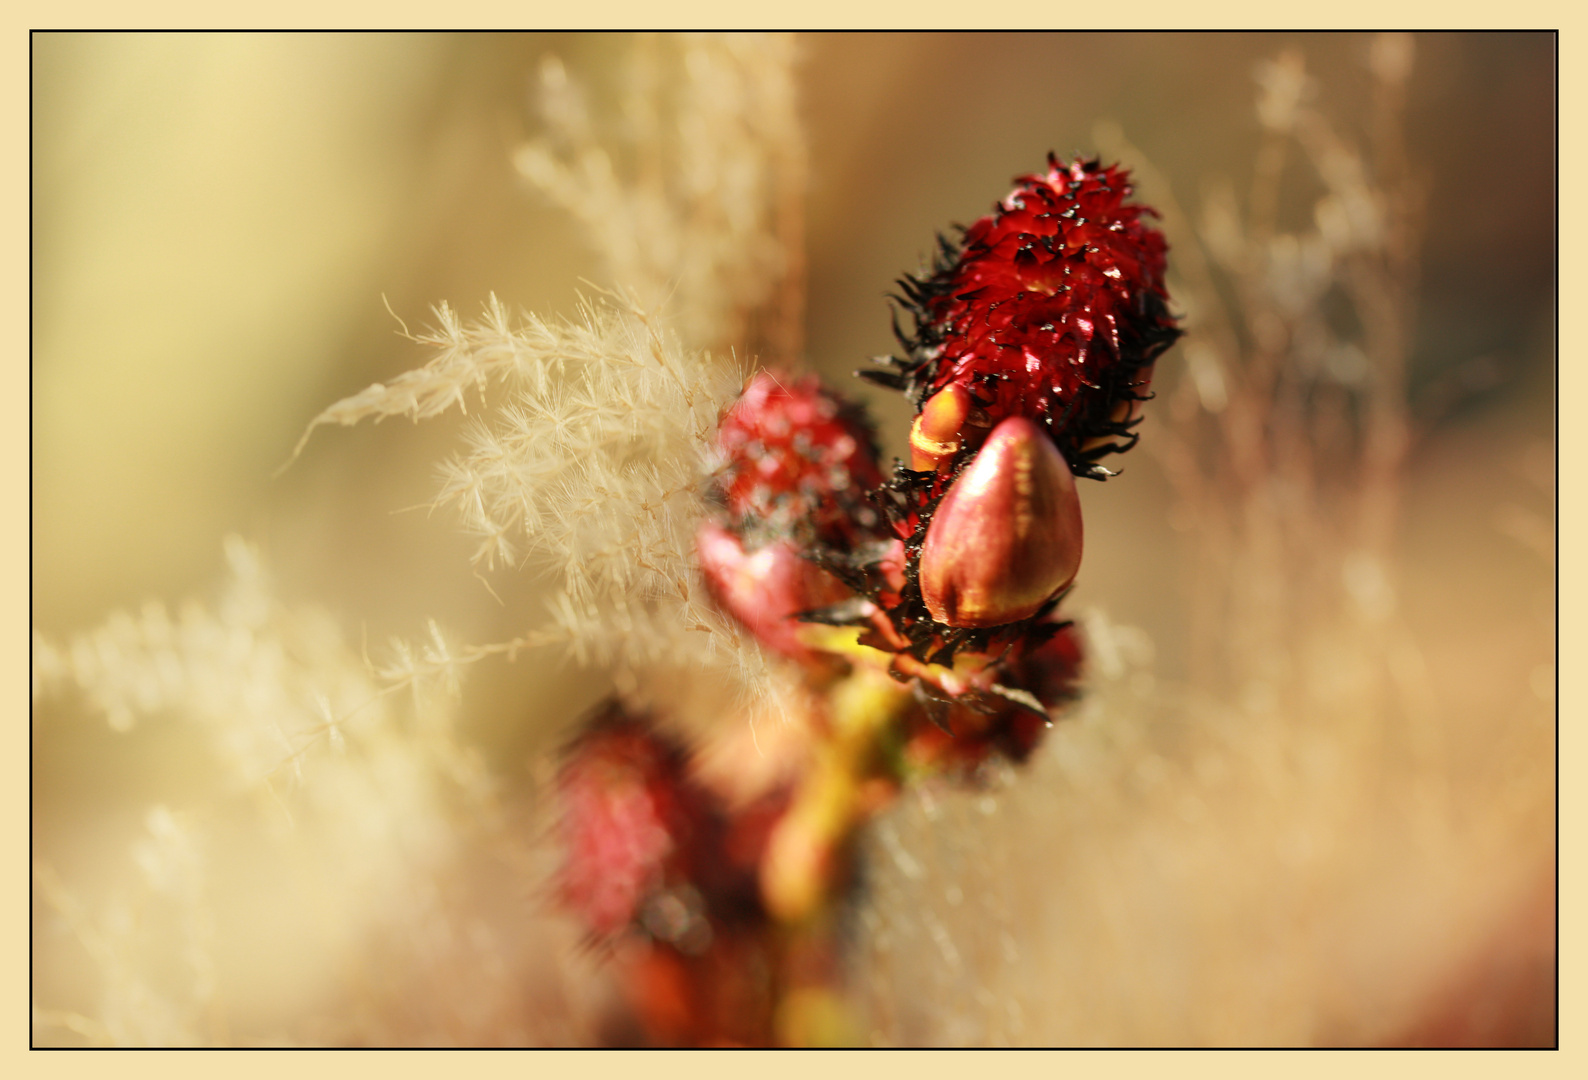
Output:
top-left (918, 416), bottom-right (1083, 628)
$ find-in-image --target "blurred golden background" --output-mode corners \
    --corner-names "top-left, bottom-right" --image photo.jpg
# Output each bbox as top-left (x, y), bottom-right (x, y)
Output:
top-left (33, 33), bottom-right (1554, 1044)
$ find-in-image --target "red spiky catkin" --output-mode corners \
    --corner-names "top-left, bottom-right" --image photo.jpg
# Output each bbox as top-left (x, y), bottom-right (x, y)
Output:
top-left (698, 372), bottom-right (888, 663)
top-left (712, 372), bottom-right (883, 548)
top-left (865, 155), bottom-right (1181, 477)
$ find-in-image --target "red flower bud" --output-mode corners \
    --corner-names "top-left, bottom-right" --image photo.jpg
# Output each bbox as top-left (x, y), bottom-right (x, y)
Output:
top-left (842, 156), bottom-right (1177, 669)
top-left (696, 521), bottom-right (852, 661)
top-left (918, 416), bottom-right (1082, 628)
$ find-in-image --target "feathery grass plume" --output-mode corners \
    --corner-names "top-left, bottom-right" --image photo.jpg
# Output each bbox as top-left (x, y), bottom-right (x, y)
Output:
top-left (849, 36), bottom-right (1552, 1046)
top-left (32, 536), bottom-right (470, 791)
top-left (36, 36), bottom-right (816, 1043)
top-left (31, 537), bottom-right (553, 1045)
top-left (290, 32), bottom-right (809, 715)
top-left (294, 293), bottom-right (778, 710)
top-left (516, 32), bottom-right (807, 362)
top-left (33, 813), bottom-right (215, 1046)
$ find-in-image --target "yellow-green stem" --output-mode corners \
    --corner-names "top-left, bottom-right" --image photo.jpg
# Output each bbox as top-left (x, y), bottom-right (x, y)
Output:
top-left (760, 666), bottom-right (912, 925)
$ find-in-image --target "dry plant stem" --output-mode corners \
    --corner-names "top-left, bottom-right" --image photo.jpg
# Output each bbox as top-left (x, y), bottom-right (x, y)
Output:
top-left (1105, 40), bottom-right (1424, 710)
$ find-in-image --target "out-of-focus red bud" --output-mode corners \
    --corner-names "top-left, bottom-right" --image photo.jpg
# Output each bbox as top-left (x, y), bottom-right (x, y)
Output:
top-left (713, 372), bottom-right (883, 546)
top-left (877, 539), bottom-right (908, 594)
top-left (696, 521), bottom-right (852, 660)
top-left (918, 416), bottom-right (1083, 628)
top-left (558, 716), bottom-right (690, 938)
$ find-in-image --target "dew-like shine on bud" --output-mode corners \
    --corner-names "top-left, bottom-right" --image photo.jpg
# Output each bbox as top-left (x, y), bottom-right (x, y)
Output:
top-left (918, 417), bottom-right (1083, 628)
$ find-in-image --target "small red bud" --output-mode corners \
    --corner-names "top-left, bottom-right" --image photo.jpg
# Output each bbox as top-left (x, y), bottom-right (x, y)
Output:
top-left (713, 372), bottom-right (883, 546)
top-left (696, 522), bottom-right (851, 661)
top-left (918, 417), bottom-right (1083, 628)
top-left (557, 711), bottom-right (695, 938)
top-left (909, 384), bottom-right (973, 472)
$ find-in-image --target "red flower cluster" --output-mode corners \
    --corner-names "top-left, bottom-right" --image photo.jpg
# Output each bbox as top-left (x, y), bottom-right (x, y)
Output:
top-left (697, 368), bottom-right (1081, 748)
top-left (865, 155), bottom-right (1181, 477)
top-left (555, 154), bottom-right (1180, 1047)
top-left (698, 372), bottom-right (888, 664)
top-left (840, 155), bottom-right (1182, 652)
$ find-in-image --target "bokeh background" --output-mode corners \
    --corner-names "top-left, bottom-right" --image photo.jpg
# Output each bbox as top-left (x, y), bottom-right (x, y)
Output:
top-left (33, 33), bottom-right (1555, 1044)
